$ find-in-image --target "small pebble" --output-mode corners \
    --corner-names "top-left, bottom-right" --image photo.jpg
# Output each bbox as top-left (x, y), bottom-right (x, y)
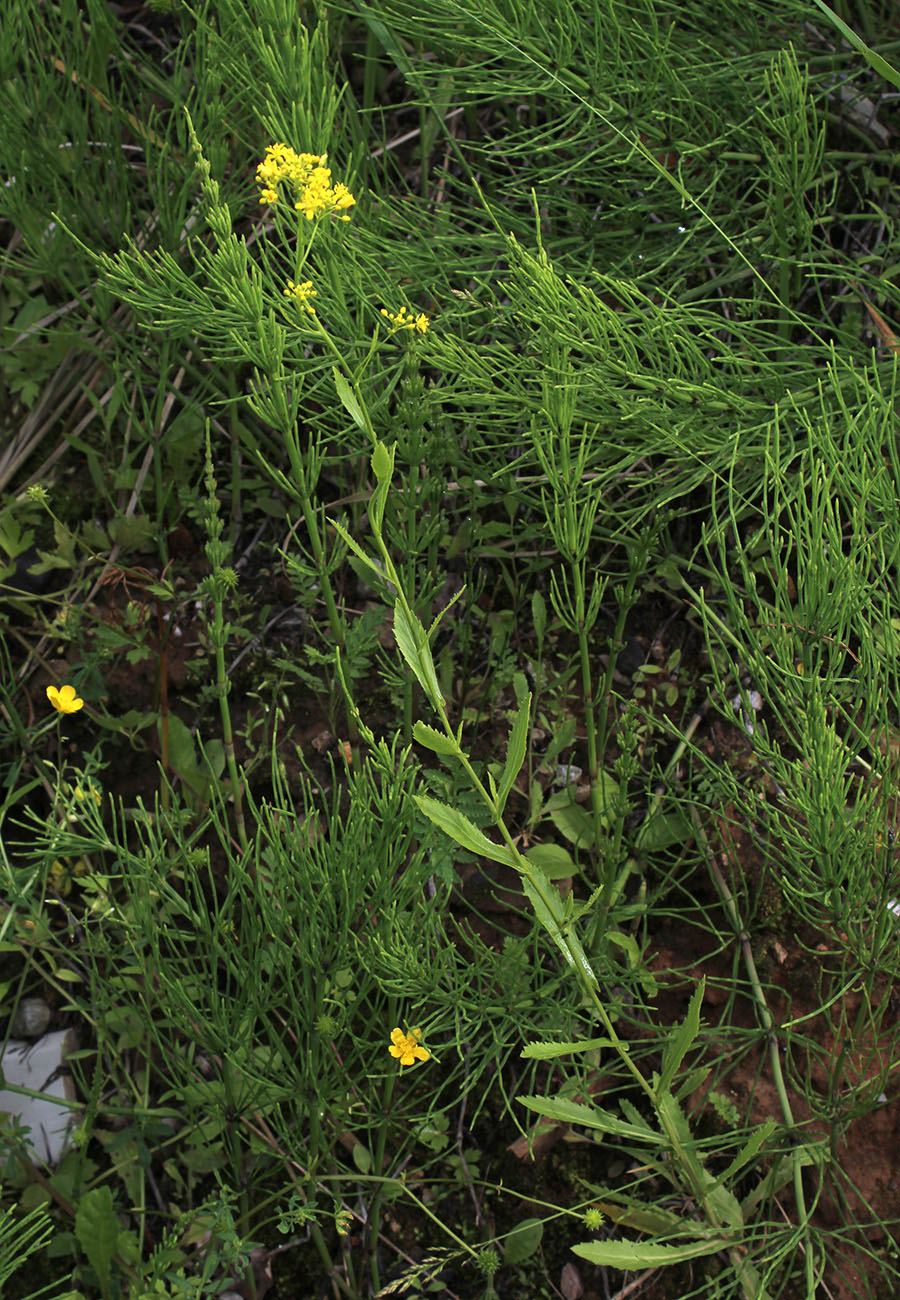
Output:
top-left (11, 997), bottom-right (51, 1038)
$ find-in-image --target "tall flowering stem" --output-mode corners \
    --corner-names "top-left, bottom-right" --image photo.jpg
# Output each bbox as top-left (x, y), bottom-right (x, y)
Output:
top-left (332, 440), bottom-right (767, 1290)
top-left (202, 431), bottom-right (248, 852)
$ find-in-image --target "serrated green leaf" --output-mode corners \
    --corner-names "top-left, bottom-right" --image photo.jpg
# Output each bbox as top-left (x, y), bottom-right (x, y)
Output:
top-left (572, 1236), bottom-right (727, 1267)
top-left (517, 1094), bottom-right (657, 1142)
top-left (503, 1217), bottom-right (543, 1264)
top-left (519, 874), bottom-right (569, 960)
top-left (708, 1119), bottom-right (776, 1193)
top-left (605, 929), bottom-right (642, 969)
top-left (635, 808), bottom-right (691, 853)
top-left (675, 1064), bottom-right (710, 1101)
top-left (394, 602), bottom-right (443, 706)
top-left (740, 1143), bottom-right (821, 1218)
top-left (581, 1197), bottom-right (688, 1236)
top-left (163, 711), bottom-right (197, 777)
top-left (329, 518), bottom-right (385, 581)
top-left (414, 795), bottom-right (514, 867)
top-left (659, 979), bottom-right (705, 1092)
top-left (656, 1088), bottom-right (693, 1148)
top-left (412, 721), bottom-right (461, 756)
top-left (705, 1179), bottom-right (745, 1234)
top-left (74, 1186), bottom-right (118, 1298)
top-left (521, 1037), bottom-right (613, 1060)
top-left (520, 875), bottom-right (597, 982)
top-left (497, 693), bottom-right (530, 814)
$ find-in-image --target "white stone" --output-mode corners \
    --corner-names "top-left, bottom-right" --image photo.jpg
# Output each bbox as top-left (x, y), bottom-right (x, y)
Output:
top-left (0, 1030), bottom-right (78, 1165)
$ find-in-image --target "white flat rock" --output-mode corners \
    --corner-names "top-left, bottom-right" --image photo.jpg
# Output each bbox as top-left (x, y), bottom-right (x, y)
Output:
top-left (0, 1030), bottom-right (78, 1165)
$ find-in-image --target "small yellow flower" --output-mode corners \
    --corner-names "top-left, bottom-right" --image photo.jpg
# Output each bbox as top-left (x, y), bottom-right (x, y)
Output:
top-left (388, 1026), bottom-right (430, 1067)
top-left (46, 684), bottom-right (84, 714)
top-left (256, 144), bottom-right (355, 221)
top-left (380, 305), bottom-right (429, 334)
top-left (283, 279), bottom-right (317, 313)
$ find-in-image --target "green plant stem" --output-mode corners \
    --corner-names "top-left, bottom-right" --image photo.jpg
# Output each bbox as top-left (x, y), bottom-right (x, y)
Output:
top-left (227, 370), bottom-right (243, 548)
top-left (402, 459), bottom-right (420, 744)
top-left (696, 811), bottom-right (816, 1295)
top-left (572, 560), bottom-right (605, 849)
top-left (366, 999), bottom-right (399, 1294)
top-left (210, 588), bottom-right (248, 852)
top-left (203, 438), bottom-right (249, 851)
top-left (280, 421), bottom-right (358, 746)
top-left (156, 598), bottom-right (170, 818)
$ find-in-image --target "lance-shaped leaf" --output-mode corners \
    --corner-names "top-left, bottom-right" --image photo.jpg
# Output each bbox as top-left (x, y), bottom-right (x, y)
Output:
top-left (74, 1186), bottom-right (119, 1298)
top-left (394, 601), bottom-right (443, 707)
top-left (414, 794), bottom-right (515, 867)
top-left (496, 692), bottom-right (530, 814)
top-left (523, 842), bottom-right (575, 879)
top-left (329, 517), bottom-right (385, 582)
top-left (521, 876), bottom-right (597, 983)
top-left (517, 1094), bottom-right (658, 1142)
top-left (658, 978), bottom-right (705, 1092)
top-left (333, 367), bottom-right (366, 429)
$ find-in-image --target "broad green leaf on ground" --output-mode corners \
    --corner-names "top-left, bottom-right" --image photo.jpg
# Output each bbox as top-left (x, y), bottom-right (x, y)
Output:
top-left (503, 1217), bottom-right (543, 1263)
top-left (524, 842), bottom-right (575, 878)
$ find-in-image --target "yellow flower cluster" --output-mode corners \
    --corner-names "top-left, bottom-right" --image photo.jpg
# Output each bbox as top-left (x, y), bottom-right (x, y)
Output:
top-left (283, 279), bottom-right (317, 314)
top-left (380, 306), bottom-right (429, 334)
top-left (388, 1026), bottom-right (430, 1067)
top-left (256, 144), bottom-right (356, 221)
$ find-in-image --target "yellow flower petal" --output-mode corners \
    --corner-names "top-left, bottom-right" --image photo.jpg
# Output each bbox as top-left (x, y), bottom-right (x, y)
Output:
top-left (388, 1026), bottom-right (431, 1067)
top-left (47, 684), bottom-right (84, 714)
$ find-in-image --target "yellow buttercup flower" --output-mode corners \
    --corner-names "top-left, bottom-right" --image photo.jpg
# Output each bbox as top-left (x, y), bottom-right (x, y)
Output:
top-left (388, 1026), bottom-right (430, 1067)
top-left (46, 684), bottom-right (84, 714)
